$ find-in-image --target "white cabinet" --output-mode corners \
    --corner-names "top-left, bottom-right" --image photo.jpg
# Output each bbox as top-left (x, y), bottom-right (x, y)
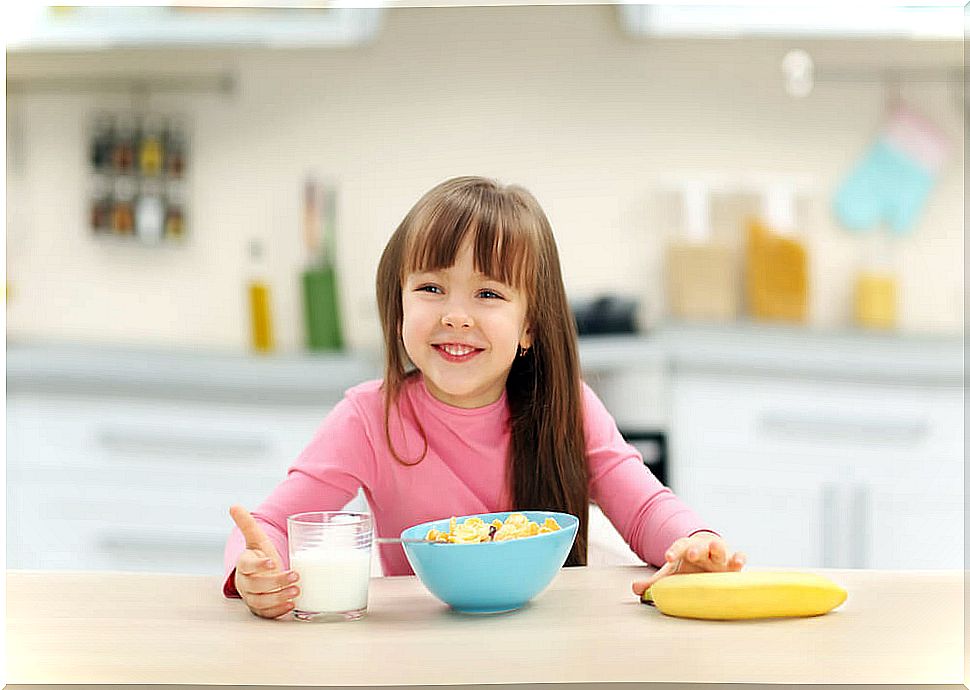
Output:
top-left (7, 6), bottom-right (383, 51)
top-left (670, 373), bottom-right (963, 569)
top-left (7, 392), bottom-right (333, 576)
top-left (8, 333), bottom-right (961, 577)
top-left (672, 451), bottom-right (831, 569)
top-left (8, 388), bottom-right (626, 576)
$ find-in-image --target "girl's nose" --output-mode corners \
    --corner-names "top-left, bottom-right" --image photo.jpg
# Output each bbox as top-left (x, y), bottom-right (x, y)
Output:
top-left (441, 309), bottom-right (473, 329)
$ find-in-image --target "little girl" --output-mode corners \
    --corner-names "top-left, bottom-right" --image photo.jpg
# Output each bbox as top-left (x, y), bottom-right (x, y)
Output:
top-left (224, 176), bottom-right (746, 619)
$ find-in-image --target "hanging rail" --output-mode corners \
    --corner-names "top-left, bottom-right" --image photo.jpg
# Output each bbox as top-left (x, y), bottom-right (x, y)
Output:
top-left (813, 66), bottom-right (963, 85)
top-left (6, 72), bottom-right (236, 96)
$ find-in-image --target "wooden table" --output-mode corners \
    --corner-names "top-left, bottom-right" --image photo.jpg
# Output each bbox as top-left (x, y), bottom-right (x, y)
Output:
top-left (6, 567), bottom-right (964, 688)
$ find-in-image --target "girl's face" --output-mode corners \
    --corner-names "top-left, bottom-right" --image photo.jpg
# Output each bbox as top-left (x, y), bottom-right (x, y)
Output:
top-left (401, 238), bottom-right (532, 409)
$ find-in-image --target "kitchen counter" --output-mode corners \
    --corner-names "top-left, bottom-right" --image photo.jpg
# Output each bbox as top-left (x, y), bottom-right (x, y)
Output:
top-left (8, 323), bottom-right (962, 406)
top-left (580, 322), bottom-right (964, 386)
top-left (4, 340), bottom-right (381, 405)
top-left (6, 567), bottom-right (963, 687)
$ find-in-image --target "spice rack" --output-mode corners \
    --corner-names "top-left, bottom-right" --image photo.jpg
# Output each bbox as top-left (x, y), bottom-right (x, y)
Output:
top-left (87, 111), bottom-right (189, 244)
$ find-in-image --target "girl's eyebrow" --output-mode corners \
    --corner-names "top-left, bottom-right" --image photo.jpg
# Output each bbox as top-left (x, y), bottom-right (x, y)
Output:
top-left (408, 268), bottom-right (515, 289)
top-left (410, 268), bottom-right (500, 280)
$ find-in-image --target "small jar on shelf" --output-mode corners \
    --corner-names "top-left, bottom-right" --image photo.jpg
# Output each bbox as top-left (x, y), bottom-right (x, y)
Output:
top-left (90, 113), bottom-right (115, 173)
top-left (138, 114), bottom-right (165, 178)
top-left (163, 117), bottom-right (187, 179)
top-left (89, 174), bottom-right (113, 234)
top-left (164, 180), bottom-right (186, 240)
top-left (136, 178), bottom-right (165, 244)
top-left (112, 175), bottom-right (136, 235)
top-left (111, 115), bottom-right (136, 176)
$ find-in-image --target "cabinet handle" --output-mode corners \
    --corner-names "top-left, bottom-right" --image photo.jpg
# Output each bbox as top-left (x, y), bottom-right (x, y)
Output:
top-left (760, 413), bottom-right (927, 446)
top-left (98, 528), bottom-right (226, 553)
top-left (851, 484), bottom-right (870, 569)
top-left (820, 482), bottom-right (839, 568)
top-left (97, 427), bottom-right (269, 459)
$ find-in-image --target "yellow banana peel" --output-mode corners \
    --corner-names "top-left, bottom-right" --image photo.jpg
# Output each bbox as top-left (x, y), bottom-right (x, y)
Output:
top-left (641, 571), bottom-right (847, 620)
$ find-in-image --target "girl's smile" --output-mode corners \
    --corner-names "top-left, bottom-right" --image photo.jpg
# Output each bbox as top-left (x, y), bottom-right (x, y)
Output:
top-left (432, 342), bottom-right (484, 362)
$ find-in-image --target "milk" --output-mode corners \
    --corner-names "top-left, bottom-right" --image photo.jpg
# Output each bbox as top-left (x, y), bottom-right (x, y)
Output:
top-left (291, 547), bottom-right (372, 613)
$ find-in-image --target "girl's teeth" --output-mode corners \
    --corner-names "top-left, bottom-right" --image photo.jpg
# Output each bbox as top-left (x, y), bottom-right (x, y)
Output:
top-left (442, 345), bottom-right (473, 356)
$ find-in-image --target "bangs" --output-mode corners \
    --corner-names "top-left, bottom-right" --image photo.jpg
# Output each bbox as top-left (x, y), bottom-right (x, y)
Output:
top-left (402, 185), bottom-right (536, 293)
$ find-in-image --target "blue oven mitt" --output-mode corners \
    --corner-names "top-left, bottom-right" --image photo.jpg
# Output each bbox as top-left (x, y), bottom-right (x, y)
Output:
top-left (834, 106), bottom-right (949, 236)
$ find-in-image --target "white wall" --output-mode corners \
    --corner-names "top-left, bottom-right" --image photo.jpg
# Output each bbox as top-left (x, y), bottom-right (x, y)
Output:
top-left (6, 6), bottom-right (964, 352)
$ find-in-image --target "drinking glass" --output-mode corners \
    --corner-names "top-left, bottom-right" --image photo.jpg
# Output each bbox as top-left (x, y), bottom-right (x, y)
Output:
top-left (287, 511), bottom-right (373, 621)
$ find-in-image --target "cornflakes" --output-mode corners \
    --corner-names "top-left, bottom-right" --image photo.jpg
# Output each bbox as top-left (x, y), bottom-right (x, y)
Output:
top-left (425, 513), bottom-right (561, 543)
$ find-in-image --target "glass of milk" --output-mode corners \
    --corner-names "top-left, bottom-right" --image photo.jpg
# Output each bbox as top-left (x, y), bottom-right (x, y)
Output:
top-left (286, 511), bottom-right (373, 622)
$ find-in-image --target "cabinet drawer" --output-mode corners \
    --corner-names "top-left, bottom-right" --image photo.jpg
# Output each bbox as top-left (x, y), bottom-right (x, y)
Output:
top-left (8, 514), bottom-right (230, 575)
top-left (8, 461), bottom-right (280, 573)
top-left (671, 374), bottom-right (962, 479)
top-left (9, 464), bottom-right (380, 575)
top-left (669, 373), bottom-right (963, 570)
top-left (7, 392), bottom-right (338, 575)
top-left (7, 393), bottom-right (330, 473)
top-left (867, 488), bottom-right (963, 570)
top-left (675, 454), bottom-right (963, 570)
top-left (10, 462), bottom-right (285, 529)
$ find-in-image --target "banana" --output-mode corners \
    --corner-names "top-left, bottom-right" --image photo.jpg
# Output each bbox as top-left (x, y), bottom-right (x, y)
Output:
top-left (641, 571), bottom-right (847, 620)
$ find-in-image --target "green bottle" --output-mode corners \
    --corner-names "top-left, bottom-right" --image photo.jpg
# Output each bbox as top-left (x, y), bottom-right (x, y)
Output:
top-left (301, 180), bottom-right (343, 351)
top-left (302, 261), bottom-right (342, 351)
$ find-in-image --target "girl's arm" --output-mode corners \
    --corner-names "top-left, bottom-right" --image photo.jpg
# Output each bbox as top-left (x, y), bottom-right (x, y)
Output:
top-left (222, 394), bottom-right (379, 597)
top-left (580, 382), bottom-right (717, 568)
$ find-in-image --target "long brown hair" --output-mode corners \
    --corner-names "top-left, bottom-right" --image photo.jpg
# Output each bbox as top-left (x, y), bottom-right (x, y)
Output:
top-left (376, 176), bottom-right (588, 566)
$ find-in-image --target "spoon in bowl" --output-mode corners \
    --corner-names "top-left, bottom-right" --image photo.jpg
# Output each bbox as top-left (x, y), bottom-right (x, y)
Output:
top-left (374, 537), bottom-right (446, 545)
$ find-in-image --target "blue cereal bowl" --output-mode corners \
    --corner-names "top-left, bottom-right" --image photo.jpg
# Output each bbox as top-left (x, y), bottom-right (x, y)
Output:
top-left (400, 510), bottom-right (579, 614)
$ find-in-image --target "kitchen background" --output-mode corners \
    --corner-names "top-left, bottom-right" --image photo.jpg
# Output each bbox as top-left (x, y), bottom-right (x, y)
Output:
top-left (5, 4), bottom-right (965, 577)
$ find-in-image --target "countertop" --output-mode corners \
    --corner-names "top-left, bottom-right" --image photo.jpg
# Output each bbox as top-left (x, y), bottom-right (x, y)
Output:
top-left (6, 567), bottom-right (963, 687)
top-left (579, 322), bottom-right (964, 386)
top-left (4, 340), bottom-right (381, 405)
top-left (6, 323), bottom-right (963, 404)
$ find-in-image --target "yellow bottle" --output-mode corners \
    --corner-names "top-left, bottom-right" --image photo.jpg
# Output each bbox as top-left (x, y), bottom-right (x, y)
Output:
top-left (746, 218), bottom-right (808, 322)
top-left (138, 116), bottom-right (164, 177)
top-left (665, 181), bottom-right (739, 322)
top-left (855, 271), bottom-right (896, 329)
top-left (853, 235), bottom-right (897, 330)
top-left (745, 185), bottom-right (808, 323)
top-left (248, 240), bottom-right (275, 354)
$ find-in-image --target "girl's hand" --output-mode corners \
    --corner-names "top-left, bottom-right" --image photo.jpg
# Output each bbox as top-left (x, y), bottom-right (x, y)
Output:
top-left (631, 532), bottom-right (746, 597)
top-left (230, 505), bottom-right (300, 619)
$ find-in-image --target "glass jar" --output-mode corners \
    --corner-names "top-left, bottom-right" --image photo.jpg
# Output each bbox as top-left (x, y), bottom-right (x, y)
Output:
top-left (164, 180), bottom-right (186, 239)
top-left (138, 115), bottom-right (164, 178)
top-left (89, 174), bottom-right (113, 234)
top-left (136, 179), bottom-right (165, 244)
top-left (112, 115), bottom-right (136, 175)
top-left (163, 117), bottom-right (186, 179)
top-left (90, 113), bottom-right (115, 172)
top-left (112, 175), bottom-right (136, 235)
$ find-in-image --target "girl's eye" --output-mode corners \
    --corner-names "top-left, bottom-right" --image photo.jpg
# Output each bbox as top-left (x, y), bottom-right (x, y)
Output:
top-left (478, 289), bottom-right (504, 300)
top-left (416, 285), bottom-right (443, 294)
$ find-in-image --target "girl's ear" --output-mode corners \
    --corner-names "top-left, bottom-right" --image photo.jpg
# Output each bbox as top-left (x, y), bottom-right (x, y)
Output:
top-left (519, 324), bottom-right (533, 350)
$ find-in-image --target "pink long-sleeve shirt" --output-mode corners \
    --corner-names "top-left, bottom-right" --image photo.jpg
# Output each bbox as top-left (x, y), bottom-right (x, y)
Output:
top-left (223, 374), bottom-right (716, 597)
